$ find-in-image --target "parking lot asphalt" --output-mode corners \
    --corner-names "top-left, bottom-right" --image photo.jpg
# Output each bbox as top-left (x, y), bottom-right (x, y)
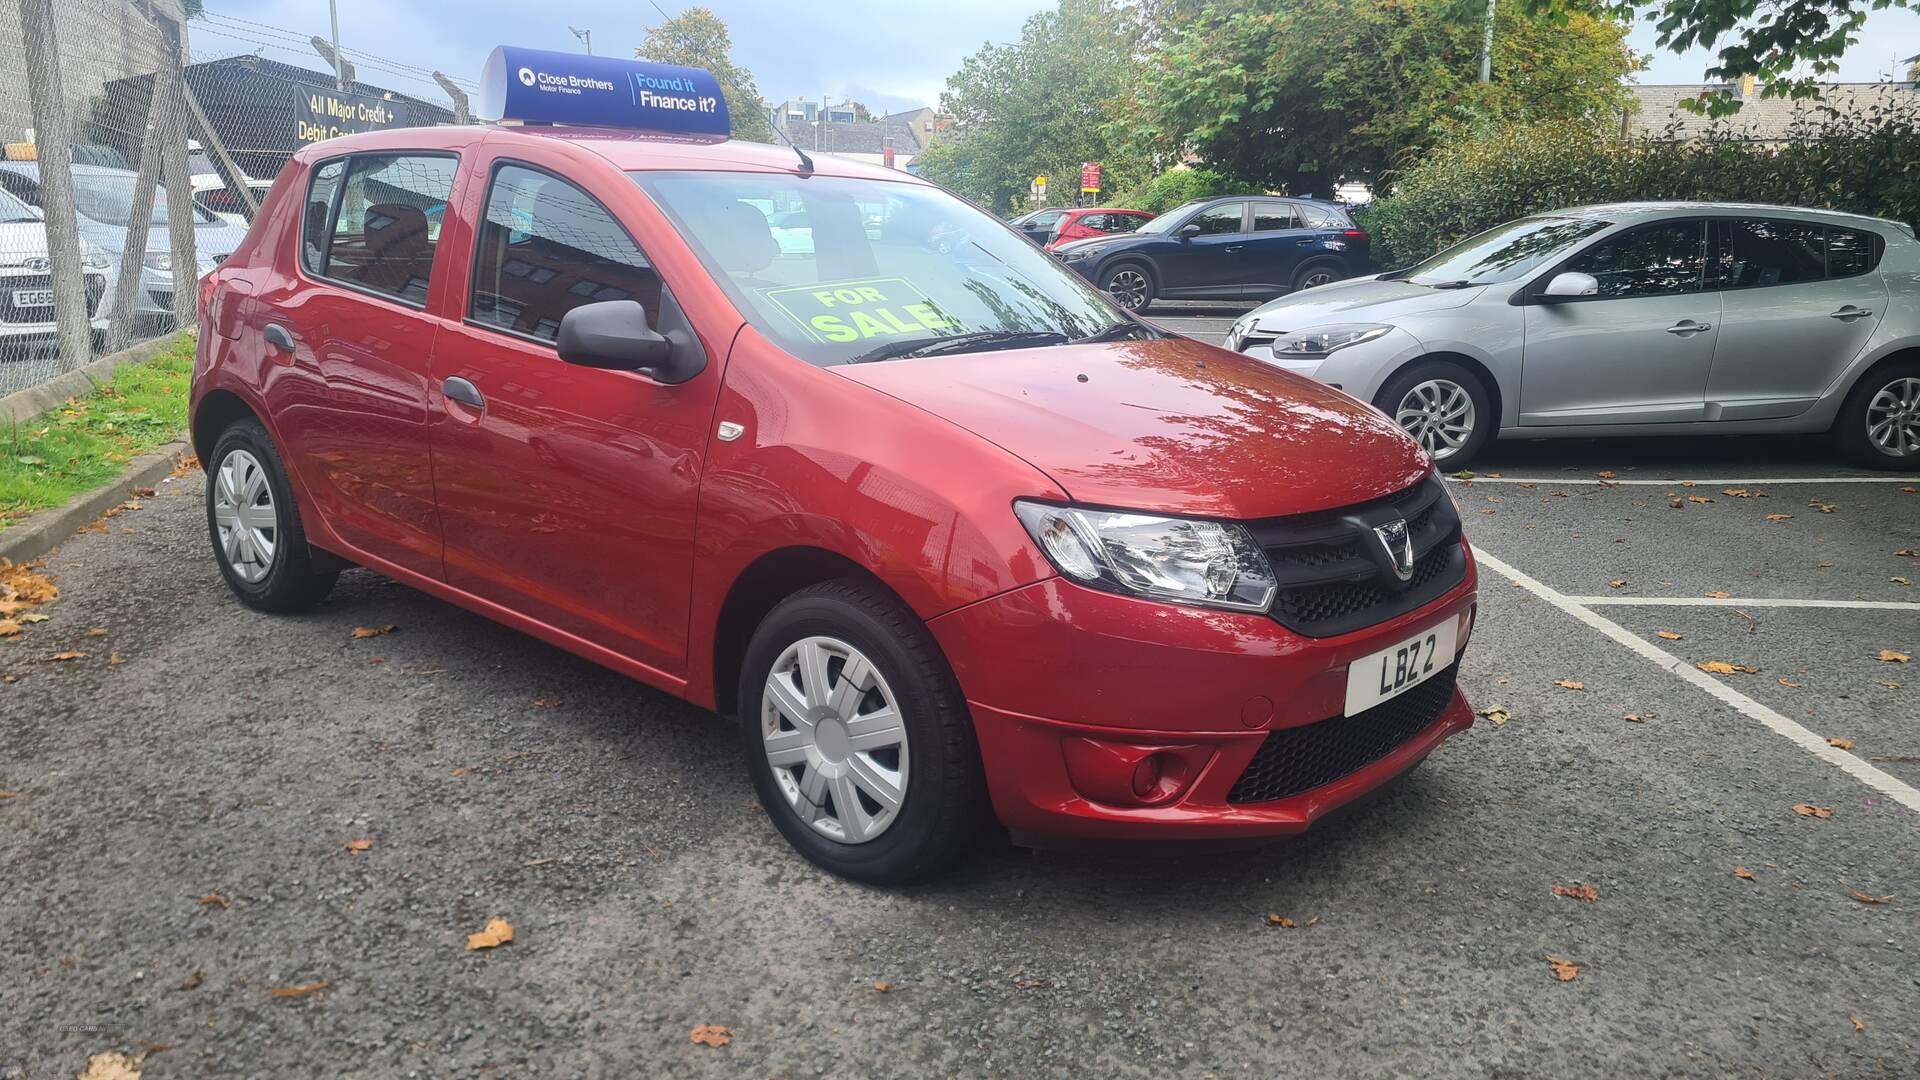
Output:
top-left (4, 343), bottom-right (1918, 1076)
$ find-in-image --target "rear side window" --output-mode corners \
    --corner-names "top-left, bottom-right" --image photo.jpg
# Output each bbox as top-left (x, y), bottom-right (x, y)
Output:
top-left (318, 154), bottom-right (456, 305)
top-left (469, 164), bottom-right (660, 344)
top-left (1564, 220), bottom-right (1705, 299)
top-left (1299, 204), bottom-right (1347, 229)
top-left (1725, 219), bottom-right (1825, 288)
top-left (1251, 203), bottom-right (1300, 231)
top-left (1827, 227), bottom-right (1883, 278)
top-left (300, 159), bottom-right (344, 275)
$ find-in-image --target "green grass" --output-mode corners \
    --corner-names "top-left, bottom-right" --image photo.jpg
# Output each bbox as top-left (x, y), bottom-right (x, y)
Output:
top-left (0, 333), bottom-right (195, 530)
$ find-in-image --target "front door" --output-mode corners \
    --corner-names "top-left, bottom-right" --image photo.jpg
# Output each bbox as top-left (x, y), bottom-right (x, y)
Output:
top-left (426, 160), bottom-right (720, 675)
top-left (1157, 201), bottom-right (1249, 297)
top-left (1706, 219), bottom-right (1889, 419)
top-left (1520, 219), bottom-right (1721, 426)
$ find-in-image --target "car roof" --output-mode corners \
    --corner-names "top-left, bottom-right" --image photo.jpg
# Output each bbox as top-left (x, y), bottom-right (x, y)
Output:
top-left (1551, 201), bottom-right (1904, 230)
top-left (1067, 206), bottom-right (1152, 215)
top-left (293, 123), bottom-right (931, 185)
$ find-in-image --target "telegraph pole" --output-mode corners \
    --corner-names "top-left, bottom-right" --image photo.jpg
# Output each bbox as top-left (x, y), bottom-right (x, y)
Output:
top-left (328, 0), bottom-right (345, 89)
top-left (1479, 0), bottom-right (1495, 83)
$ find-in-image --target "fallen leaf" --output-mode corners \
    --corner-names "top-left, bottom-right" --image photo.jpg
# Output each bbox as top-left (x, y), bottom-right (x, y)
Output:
top-left (467, 916), bottom-right (514, 950)
top-left (1265, 913), bottom-right (1296, 928)
top-left (873, 980), bottom-right (893, 992)
top-left (0, 560), bottom-right (59, 605)
top-left (1905, 486), bottom-right (1919, 494)
top-left (1894, 577), bottom-right (1911, 586)
top-left (107, 653), bottom-right (124, 666)
top-left (342, 839), bottom-right (373, 854)
top-left (1551, 882), bottom-right (1599, 903)
top-left (1681, 480), bottom-right (1696, 487)
top-left (349, 625), bottom-right (396, 640)
top-left (1609, 579), bottom-right (1627, 589)
top-left (1476, 705), bottom-right (1511, 726)
top-left (1881, 680), bottom-right (1901, 690)
top-left (1852, 1015), bottom-right (1866, 1032)
top-left (1548, 490), bottom-right (1570, 497)
top-left (1734, 867), bottom-right (1755, 880)
top-left (0, 791), bottom-right (15, 799)
top-left (1546, 955), bottom-right (1580, 982)
top-left (194, 893), bottom-right (229, 908)
top-left (1623, 713), bottom-right (1648, 723)
top-left (1898, 549), bottom-right (1919, 558)
top-left (1792, 804), bottom-right (1834, 819)
top-left (1809, 501), bottom-right (1837, 513)
top-left (1779, 678), bottom-right (1804, 688)
top-left (1596, 470), bottom-right (1616, 479)
top-left (1696, 661), bottom-right (1759, 675)
top-left (1828, 737), bottom-right (1854, 750)
top-left (1765, 513), bottom-right (1793, 522)
top-left (0, 619), bottom-right (18, 637)
top-left (1876, 650), bottom-right (1911, 663)
top-left (1705, 590), bottom-right (1732, 599)
top-left (1553, 679), bottom-right (1585, 691)
top-left (86, 627), bottom-right (108, 637)
top-left (20, 612), bottom-right (50, 623)
top-left (1657, 631), bottom-right (1684, 640)
top-left (1668, 498), bottom-right (1684, 509)
top-left (1846, 889), bottom-right (1893, 905)
top-left (270, 980), bottom-right (330, 998)
top-left (1687, 495), bottom-right (1713, 504)
top-left (531, 697), bottom-right (561, 708)
top-left (48, 651), bottom-right (87, 662)
top-left (450, 767), bottom-right (471, 777)
top-left (78, 1051), bottom-right (141, 1080)
top-left (690, 1023), bottom-right (732, 1048)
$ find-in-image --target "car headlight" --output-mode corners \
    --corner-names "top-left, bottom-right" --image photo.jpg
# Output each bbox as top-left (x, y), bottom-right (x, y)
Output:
top-left (82, 251), bottom-right (110, 270)
top-left (142, 253), bottom-right (172, 272)
top-left (1270, 323), bottom-right (1392, 358)
top-left (1014, 501), bottom-right (1277, 612)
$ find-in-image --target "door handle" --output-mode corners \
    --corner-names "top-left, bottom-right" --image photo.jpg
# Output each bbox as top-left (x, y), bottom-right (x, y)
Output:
top-left (1295, 238), bottom-right (1317, 246)
top-left (442, 376), bottom-right (485, 411)
top-left (1665, 320), bottom-right (1712, 335)
top-left (263, 323), bottom-right (294, 353)
top-left (1829, 305), bottom-right (1874, 320)
top-left (1223, 245), bottom-right (1244, 253)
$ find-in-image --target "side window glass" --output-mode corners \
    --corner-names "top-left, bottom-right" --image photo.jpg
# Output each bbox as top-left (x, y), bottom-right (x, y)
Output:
top-left (1252, 203), bottom-right (1299, 231)
top-left (1565, 221), bottom-right (1704, 299)
top-left (1726, 219), bottom-right (1825, 288)
top-left (1190, 202), bottom-right (1245, 236)
top-left (301, 159), bottom-right (344, 276)
top-left (470, 164), bottom-right (660, 344)
top-left (1108, 214), bottom-right (1147, 234)
top-left (324, 154), bottom-right (456, 304)
top-left (1080, 214), bottom-right (1107, 231)
top-left (1300, 204), bottom-right (1341, 228)
top-left (1827, 227), bottom-right (1880, 279)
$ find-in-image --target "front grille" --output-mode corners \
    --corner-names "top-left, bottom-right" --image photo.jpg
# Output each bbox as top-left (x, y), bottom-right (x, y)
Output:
top-left (1227, 664), bottom-right (1458, 803)
top-left (1248, 474), bottom-right (1467, 637)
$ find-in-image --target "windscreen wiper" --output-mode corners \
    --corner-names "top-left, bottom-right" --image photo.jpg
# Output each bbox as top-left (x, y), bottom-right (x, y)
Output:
top-left (851, 330), bottom-right (1069, 363)
top-left (1423, 279), bottom-right (1478, 290)
top-left (1070, 321), bottom-right (1156, 344)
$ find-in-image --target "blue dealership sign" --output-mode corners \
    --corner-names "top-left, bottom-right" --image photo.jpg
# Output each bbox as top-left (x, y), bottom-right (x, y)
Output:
top-left (476, 46), bottom-right (730, 136)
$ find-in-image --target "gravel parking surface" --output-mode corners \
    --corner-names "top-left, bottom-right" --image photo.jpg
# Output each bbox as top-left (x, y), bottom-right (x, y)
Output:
top-left (3, 416), bottom-right (1917, 1076)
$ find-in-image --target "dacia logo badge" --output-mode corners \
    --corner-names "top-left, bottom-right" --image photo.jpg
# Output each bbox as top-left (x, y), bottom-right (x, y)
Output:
top-left (1373, 519), bottom-right (1414, 582)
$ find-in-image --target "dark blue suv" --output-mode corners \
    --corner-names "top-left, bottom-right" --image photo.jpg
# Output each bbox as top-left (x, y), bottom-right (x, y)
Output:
top-left (1052, 196), bottom-right (1369, 312)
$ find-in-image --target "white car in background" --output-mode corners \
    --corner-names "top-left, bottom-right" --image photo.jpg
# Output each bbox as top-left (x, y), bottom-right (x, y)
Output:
top-left (1227, 202), bottom-right (1920, 469)
top-left (0, 188), bottom-right (109, 360)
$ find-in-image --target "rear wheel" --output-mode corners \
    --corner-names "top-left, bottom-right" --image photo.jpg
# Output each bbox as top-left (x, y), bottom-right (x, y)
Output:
top-left (1101, 263), bottom-right (1155, 313)
top-left (1292, 260), bottom-right (1343, 293)
top-left (738, 579), bottom-right (986, 884)
top-left (205, 419), bottom-right (338, 612)
top-left (1374, 361), bottom-right (1494, 470)
top-left (1833, 360), bottom-right (1920, 468)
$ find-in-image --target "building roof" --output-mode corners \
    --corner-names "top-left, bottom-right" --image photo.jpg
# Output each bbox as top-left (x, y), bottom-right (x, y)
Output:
top-left (1628, 82), bottom-right (1920, 141)
top-left (779, 119), bottom-right (927, 155)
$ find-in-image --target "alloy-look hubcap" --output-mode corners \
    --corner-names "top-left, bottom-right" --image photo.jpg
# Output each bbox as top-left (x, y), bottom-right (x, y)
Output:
top-left (1395, 379), bottom-right (1476, 460)
top-left (212, 448), bottom-right (278, 583)
top-left (1865, 376), bottom-right (1920, 457)
top-left (1301, 269), bottom-right (1335, 289)
top-left (761, 636), bottom-right (908, 844)
top-left (1107, 269), bottom-right (1149, 310)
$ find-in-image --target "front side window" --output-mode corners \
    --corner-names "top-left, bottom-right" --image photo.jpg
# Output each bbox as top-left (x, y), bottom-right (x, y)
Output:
top-left (631, 170), bottom-right (1123, 367)
top-left (1251, 203), bottom-right (1299, 231)
top-left (1188, 202), bottom-right (1246, 236)
top-left (1563, 220), bottom-right (1705, 299)
top-left (1103, 213), bottom-right (1148, 235)
top-left (321, 154), bottom-right (456, 304)
top-left (471, 164), bottom-right (659, 344)
top-left (1724, 219), bottom-right (1824, 288)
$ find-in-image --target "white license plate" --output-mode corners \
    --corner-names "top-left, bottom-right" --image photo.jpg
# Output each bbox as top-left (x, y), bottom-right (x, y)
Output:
top-left (1344, 617), bottom-right (1458, 715)
top-left (12, 288), bottom-right (53, 308)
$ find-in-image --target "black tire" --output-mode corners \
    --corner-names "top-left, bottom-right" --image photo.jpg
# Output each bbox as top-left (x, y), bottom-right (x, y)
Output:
top-left (737, 579), bottom-right (987, 885)
top-left (205, 418), bottom-right (338, 612)
top-left (1291, 259), bottom-right (1346, 293)
top-left (1373, 360), bottom-right (1496, 471)
top-left (1831, 358), bottom-right (1920, 469)
top-left (1101, 261), bottom-right (1156, 313)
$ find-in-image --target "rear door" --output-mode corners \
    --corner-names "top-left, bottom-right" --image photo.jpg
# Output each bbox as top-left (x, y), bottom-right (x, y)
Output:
top-left (1243, 200), bottom-right (1314, 295)
top-left (1520, 218), bottom-right (1721, 425)
top-left (1156, 201), bottom-right (1248, 296)
top-left (1705, 219), bottom-right (1888, 419)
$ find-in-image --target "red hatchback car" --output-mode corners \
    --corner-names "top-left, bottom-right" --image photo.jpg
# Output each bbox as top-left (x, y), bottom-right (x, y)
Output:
top-left (191, 124), bottom-right (1478, 883)
top-left (1015, 206), bottom-right (1156, 250)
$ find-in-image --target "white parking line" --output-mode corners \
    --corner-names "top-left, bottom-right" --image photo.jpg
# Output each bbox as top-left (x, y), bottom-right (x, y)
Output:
top-left (1452, 476), bottom-right (1920, 486)
top-left (1473, 547), bottom-right (1920, 812)
top-left (1568, 596), bottom-right (1920, 611)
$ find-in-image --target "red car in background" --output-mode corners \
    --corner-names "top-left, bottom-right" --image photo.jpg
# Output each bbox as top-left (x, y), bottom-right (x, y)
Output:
top-left (1014, 206), bottom-right (1155, 250)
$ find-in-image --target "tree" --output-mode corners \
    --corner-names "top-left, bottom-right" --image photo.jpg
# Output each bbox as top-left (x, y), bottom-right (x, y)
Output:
top-left (916, 0), bottom-right (1158, 213)
top-left (1138, 0), bottom-right (1638, 195)
top-left (636, 7), bottom-right (773, 142)
top-left (1535, 0), bottom-right (1913, 115)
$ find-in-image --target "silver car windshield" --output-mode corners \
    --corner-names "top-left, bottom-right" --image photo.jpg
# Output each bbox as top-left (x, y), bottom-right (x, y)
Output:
top-left (1403, 216), bottom-right (1610, 286)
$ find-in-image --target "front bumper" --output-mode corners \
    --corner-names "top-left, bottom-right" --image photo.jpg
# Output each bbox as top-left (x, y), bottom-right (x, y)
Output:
top-left (928, 553), bottom-right (1478, 842)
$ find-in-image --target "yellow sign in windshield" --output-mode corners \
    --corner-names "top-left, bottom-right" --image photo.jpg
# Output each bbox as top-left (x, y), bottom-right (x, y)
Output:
top-left (761, 277), bottom-right (955, 344)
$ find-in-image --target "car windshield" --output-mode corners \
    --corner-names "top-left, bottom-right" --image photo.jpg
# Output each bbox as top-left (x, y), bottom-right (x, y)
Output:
top-left (1401, 215), bottom-right (1611, 286)
top-left (631, 170), bottom-right (1127, 366)
top-left (1135, 201), bottom-right (1206, 234)
top-left (70, 173), bottom-right (212, 228)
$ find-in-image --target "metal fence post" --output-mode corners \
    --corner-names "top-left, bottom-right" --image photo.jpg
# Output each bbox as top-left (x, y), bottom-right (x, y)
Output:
top-left (156, 14), bottom-right (198, 331)
top-left (15, 0), bottom-right (95, 373)
top-left (104, 82), bottom-right (166, 354)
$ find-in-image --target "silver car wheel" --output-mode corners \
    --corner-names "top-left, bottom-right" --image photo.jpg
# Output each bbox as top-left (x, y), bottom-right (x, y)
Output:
top-left (1106, 268), bottom-right (1149, 310)
top-left (1300, 268), bottom-right (1336, 290)
top-left (1395, 379), bottom-right (1476, 460)
top-left (1865, 376), bottom-right (1920, 457)
top-left (211, 448), bottom-right (277, 583)
top-left (761, 635), bottom-right (908, 845)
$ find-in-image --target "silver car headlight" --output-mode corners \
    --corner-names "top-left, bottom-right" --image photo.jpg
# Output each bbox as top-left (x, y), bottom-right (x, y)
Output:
top-left (1014, 501), bottom-right (1277, 612)
top-left (142, 252), bottom-right (173, 272)
top-left (81, 250), bottom-right (110, 270)
top-left (1270, 323), bottom-right (1392, 358)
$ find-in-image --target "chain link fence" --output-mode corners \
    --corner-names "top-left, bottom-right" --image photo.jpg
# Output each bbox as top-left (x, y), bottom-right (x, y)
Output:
top-left (0, 0), bottom-right (467, 397)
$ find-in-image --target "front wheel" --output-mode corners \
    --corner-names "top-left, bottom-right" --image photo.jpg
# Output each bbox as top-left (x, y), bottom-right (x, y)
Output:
top-left (738, 579), bottom-right (986, 884)
top-left (1833, 361), bottom-right (1920, 468)
top-left (1374, 361), bottom-right (1495, 470)
top-left (1101, 263), bottom-right (1155, 313)
top-left (205, 419), bottom-right (338, 612)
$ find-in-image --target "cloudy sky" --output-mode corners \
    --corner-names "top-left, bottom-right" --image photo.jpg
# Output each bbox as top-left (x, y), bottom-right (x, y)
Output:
top-left (196, 0), bottom-right (1920, 116)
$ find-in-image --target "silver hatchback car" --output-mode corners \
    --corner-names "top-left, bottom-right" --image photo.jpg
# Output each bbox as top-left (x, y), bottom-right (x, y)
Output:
top-left (1225, 203), bottom-right (1920, 469)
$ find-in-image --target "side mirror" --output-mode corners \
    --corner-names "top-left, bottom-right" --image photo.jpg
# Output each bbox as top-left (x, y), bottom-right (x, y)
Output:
top-left (557, 299), bottom-right (672, 370)
top-left (1179, 223), bottom-right (1202, 239)
top-left (1538, 271), bottom-right (1598, 303)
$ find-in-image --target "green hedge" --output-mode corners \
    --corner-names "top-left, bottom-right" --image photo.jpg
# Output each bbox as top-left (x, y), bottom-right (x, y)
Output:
top-left (1111, 167), bottom-right (1245, 213)
top-left (1362, 111), bottom-right (1920, 268)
